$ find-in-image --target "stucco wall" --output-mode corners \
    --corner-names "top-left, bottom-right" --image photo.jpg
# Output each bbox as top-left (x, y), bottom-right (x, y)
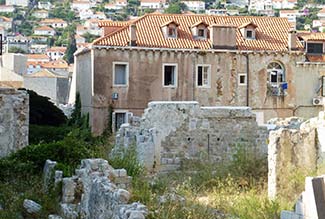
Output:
top-left (77, 47), bottom-right (323, 134)
top-left (0, 88), bottom-right (29, 157)
top-left (24, 77), bottom-right (57, 103)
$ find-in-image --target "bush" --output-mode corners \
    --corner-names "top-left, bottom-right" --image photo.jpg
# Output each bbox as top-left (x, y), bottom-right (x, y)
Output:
top-left (29, 125), bottom-right (72, 144)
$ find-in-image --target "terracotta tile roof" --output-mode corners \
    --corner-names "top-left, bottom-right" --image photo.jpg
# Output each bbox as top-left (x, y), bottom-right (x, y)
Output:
top-left (27, 54), bottom-right (50, 60)
top-left (298, 32), bottom-right (325, 41)
top-left (0, 16), bottom-right (11, 22)
top-left (319, 7), bottom-right (325, 14)
top-left (41, 18), bottom-right (67, 24)
top-left (93, 13), bottom-right (303, 51)
top-left (279, 9), bottom-right (298, 14)
top-left (98, 20), bottom-right (132, 27)
top-left (35, 26), bottom-right (55, 31)
top-left (238, 21), bottom-right (257, 29)
top-left (24, 69), bottom-right (62, 78)
top-left (47, 46), bottom-right (67, 52)
top-left (41, 60), bottom-right (68, 69)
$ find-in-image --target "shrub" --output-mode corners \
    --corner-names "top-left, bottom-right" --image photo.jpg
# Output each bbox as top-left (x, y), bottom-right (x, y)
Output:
top-left (29, 125), bottom-right (72, 144)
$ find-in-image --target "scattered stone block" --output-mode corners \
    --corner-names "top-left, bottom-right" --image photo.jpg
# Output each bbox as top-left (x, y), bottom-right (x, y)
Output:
top-left (43, 159), bottom-right (57, 193)
top-left (23, 199), bottom-right (41, 214)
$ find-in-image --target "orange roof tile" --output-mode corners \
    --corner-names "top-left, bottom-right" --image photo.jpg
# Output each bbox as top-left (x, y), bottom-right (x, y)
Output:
top-left (40, 18), bottom-right (67, 24)
top-left (35, 26), bottom-right (55, 31)
top-left (0, 16), bottom-right (11, 22)
top-left (93, 13), bottom-right (303, 52)
top-left (47, 46), bottom-right (67, 52)
top-left (319, 8), bottom-right (325, 14)
top-left (298, 32), bottom-right (325, 41)
top-left (98, 20), bottom-right (132, 27)
top-left (238, 21), bottom-right (258, 29)
top-left (41, 60), bottom-right (68, 69)
top-left (27, 54), bottom-right (50, 60)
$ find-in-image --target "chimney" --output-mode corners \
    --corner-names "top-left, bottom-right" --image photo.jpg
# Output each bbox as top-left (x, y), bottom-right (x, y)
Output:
top-left (129, 24), bottom-right (137, 46)
top-left (210, 24), bottom-right (237, 50)
top-left (288, 29), bottom-right (297, 51)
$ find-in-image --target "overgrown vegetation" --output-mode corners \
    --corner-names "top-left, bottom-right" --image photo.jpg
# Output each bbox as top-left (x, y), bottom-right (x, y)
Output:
top-left (0, 92), bottom-right (304, 218)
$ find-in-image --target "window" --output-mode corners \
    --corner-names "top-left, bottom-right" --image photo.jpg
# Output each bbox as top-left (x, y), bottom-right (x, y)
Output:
top-left (115, 112), bottom-right (126, 131)
top-left (113, 62), bottom-right (128, 86)
top-left (238, 74), bottom-right (247, 85)
top-left (168, 27), bottom-right (176, 37)
top-left (307, 43), bottom-right (323, 54)
top-left (197, 65), bottom-right (210, 87)
top-left (246, 30), bottom-right (253, 38)
top-left (198, 29), bottom-right (204, 37)
top-left (267, 62), bottom-right (285, 85)
top-left (163, 64), bottom-right (177, 87)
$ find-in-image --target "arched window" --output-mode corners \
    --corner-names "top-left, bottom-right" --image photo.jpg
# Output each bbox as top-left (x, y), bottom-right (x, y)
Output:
top-left (267, 62), bottom-right (285, 85)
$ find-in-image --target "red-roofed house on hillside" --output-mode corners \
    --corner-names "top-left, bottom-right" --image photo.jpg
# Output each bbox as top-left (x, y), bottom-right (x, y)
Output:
top-left (318, 7), bottom-right (325, 20)
top-left (0, 16), bottom-right (12, 30)
top-left (46, 46), bottom-right (67, 60)
top-left (34, 26), bottom-right (56, 36)
top-left (75, 13), bottom-right (325, 135)
top-left (40, 18), bottom-right (68, 28)
top-left (272, 0), bottom-right (297, 9)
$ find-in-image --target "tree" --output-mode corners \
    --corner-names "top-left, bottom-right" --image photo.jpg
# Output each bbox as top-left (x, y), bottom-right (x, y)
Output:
top-left (82, 32), bottom-right (98, 43)
top-left (64, 37), bottom-right (77, 64)
top-left (165, 2), bottom-right (182, 14)
top-left (8, 46), bottom-right (27, 54)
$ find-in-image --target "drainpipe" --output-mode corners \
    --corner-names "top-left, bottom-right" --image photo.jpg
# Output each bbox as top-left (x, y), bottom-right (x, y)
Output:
top-left (244, 53), bottom-right (250, 107)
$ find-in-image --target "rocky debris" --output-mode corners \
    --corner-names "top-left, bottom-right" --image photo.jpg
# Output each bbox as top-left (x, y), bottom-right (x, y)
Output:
top-left (43, 158), bottom-right (147, 219)
top-left (23, 199), bottom-right (41, 214)
top-left (48, 215), bottom-right (63, 219)
top-left (55, 170), bottom-right (63, 185)
top-left (43, 159), bottom-right (57, 192)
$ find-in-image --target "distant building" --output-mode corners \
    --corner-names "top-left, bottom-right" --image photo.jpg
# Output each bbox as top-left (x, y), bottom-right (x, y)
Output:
top-left (27, 53), bottom-right (50, 63)
top-left (84, 19), bottom-right (103, 36)
top-left (249, 0), bottom-right (274, 16)
top-left (0, 5), bottom-right (15, 13)
top-left (71, 0), bottom-right (93, 11)
top-left (312, 19), bottom-right (325, 32)
top-left (5, 0), bottom-right (29, 7)
top-left (6, 34), bottom-right (30, 53)
top-left (181, 1), bottom-right (205, 12)
top-left (38, 1), bottom-right (52, 10)
top-left (317, 7), bottom-right (325, 20)
top-left (40, 18), bottom-right (68, 29)
top-left (0, 16), bottom-right (12, 30)
top-left (140, 0), bottom-right (167, 9)
top-left (24, 69), bottom-right (70, 104)
top-left (46, 46), bottom-right (67, 60)
top-left (75, 34), bottom-right (86, 44)
top-left (279, 10), bottom-right (300, 28)
top-left (33, 10), bottom-right (49, 19)
top-left (76, 25), bottom-right (88, 35)
top-left (272, 0), bottom-right (297, 9)
top-left (34, 26), bottom-right (56, 36)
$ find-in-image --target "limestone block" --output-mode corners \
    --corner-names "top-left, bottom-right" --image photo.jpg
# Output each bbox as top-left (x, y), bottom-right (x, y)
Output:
top-left (280, 210), bottom-right (302, 219)
top-left (60, 203), bottom-right (78, 219)
top-left (48, 215), bottom-right (63, 219)
top-left (43, 159), bottom-right (57, 192)
top-left (55, 170), bottom-right (63, 185)
top-left (115, 189), bottom-right (130, 203)
top-left (23, 199), bottom-right (41, 214)
top-left (128, 211), bottom-right (145, 219)
top-left (62, 178), bottom-right (76, 203)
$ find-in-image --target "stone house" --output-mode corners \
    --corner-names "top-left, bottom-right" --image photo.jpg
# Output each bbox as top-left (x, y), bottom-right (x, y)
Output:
top-left (140, 0), bottom-right (167, 10)
top-left (5, 0), bottom-right (29, 7)
top-left (32, 10), bottom-right (49, 19)
top-left (75, 13), bottom-right (325, 135)
top-left (46, 46), bottom-right (67, 60)
top-left (181, 1), bottom-right (205, 12)
top-left (40, 18), bottom-right (68, 29)
top-left (0, 16), bottom-right (12, 30)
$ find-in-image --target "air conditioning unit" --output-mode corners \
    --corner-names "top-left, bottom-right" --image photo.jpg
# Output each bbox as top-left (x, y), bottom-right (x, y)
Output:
top-left (312, 97), bottom-right (323, 106)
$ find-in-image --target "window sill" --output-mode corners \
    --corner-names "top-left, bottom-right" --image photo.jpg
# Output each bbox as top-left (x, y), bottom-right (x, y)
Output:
top-left (113, 85), bottom-right (128, 87)
top-left (163, 85), bottom-right (177, 88)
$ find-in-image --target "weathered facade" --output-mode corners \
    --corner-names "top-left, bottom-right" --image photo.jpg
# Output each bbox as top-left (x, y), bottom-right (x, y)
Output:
top-left (113, 101), bottom-right (268, 172)
top-left (75, 14), bottom-right (325, 135)
top-left (0, 88), bottom-right (29, 157)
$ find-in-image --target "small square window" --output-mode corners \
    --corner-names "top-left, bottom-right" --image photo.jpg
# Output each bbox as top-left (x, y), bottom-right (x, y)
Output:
top-left (197, 65), bottom-right (210, 87)
top-left (198, 29), bottom-right (205, 37)
top-left (238, 74), bottom-right (247, 85)
top-left (168, 27), bottom-right (176, 37)
top-left (113, 63), bottom-right (128, 86)
top-left (246, 30), bottom-right (253, 39)
top-left (163, 64), bottom-right (177, 87)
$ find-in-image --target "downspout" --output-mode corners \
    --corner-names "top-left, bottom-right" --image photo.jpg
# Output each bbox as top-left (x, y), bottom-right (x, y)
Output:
top-left (244, 53), bottom-right (250, 107)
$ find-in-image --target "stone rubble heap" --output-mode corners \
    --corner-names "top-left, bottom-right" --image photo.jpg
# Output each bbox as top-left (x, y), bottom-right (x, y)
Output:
top-left (44, 158), bottom-right (147, 219)
top-left (268, 112), bottom-right (325, 200)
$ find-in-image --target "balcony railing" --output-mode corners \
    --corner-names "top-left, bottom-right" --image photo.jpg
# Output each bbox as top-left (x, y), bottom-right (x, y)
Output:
top-left (267, 82), bottom-right (288, 96)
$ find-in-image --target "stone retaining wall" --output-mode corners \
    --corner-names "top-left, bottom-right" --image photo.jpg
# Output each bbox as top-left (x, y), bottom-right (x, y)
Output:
top-left (0, 88), bottom-right (29, 157)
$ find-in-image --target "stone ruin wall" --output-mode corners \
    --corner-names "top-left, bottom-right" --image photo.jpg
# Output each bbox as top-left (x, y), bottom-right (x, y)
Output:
top-left (268, 113), bottom-right (325, 201)
top-left (0, 88), bottom-right (29, 157)
top-left (115, 101), bottom-right (268, 172)
top-left (43, 159), bottom-right (147, 219)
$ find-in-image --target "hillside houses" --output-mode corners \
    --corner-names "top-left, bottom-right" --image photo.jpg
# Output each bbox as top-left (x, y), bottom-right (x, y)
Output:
top-left (40, 19), bottom-right (68, 29)
top-left (34, 26), bottom-right (56, 36)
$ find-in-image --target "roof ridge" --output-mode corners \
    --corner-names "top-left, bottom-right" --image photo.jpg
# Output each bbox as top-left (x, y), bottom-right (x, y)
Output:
top-left (93, 14), bottom-right (148, 45)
